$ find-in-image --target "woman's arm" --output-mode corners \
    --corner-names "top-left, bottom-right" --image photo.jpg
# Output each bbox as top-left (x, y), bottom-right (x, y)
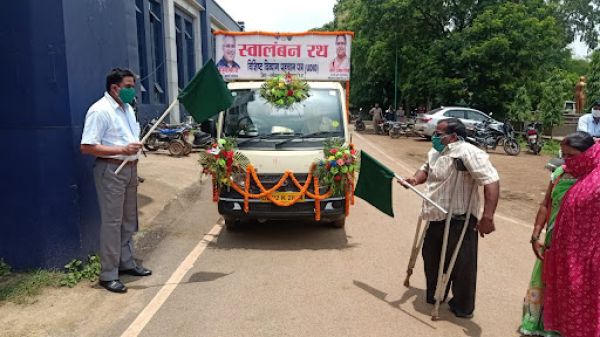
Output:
top-left (531, 181), bottom-right (553, 260)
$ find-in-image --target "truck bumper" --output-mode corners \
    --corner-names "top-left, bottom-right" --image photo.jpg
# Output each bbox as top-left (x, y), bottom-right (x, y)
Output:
top-left (218, 197), bottom-right (346, 222)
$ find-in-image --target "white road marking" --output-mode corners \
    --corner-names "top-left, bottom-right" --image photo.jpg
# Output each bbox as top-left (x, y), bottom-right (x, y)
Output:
top-left (353, 132), bottom-right (533, 229)
top-left (120, 222), bottom-right (223, 337)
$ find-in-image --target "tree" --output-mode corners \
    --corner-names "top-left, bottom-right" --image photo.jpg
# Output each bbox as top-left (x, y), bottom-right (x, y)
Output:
top-left (538, 69), bottom-right (573, 138)
top-left (323, 0), bottom-right (595, 116)
top-left (586, 50), bottom-right (600, 105)
top-left (508, 86), bottom-right (534, 123)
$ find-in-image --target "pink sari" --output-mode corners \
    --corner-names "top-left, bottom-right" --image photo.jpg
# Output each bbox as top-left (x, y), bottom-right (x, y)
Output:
top-left (543, 143), bottom-right (600, 337)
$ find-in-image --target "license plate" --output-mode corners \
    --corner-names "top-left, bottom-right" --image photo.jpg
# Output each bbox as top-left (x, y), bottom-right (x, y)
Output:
top-left (528, 136), bottom-right (537, 142)
top-left (261, 192), bottom-right (305, 202)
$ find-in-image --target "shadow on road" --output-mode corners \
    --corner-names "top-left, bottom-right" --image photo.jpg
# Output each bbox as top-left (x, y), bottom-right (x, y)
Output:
top-left (212, 220), bottom-right (356, 251)
top-left (353, 280), bottom-right (484, 336)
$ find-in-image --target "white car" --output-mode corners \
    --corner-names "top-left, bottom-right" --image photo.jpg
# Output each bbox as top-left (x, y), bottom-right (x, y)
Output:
top-left (414, 106), bottom-right (498, 138)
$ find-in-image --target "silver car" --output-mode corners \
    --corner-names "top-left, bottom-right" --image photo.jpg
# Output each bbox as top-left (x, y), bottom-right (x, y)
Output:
top-left (414, 106), bottom-right (498, 138)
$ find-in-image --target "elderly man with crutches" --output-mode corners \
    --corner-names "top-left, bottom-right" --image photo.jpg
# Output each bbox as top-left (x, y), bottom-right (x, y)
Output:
top-left (398, 117), bottom-right (500, 320)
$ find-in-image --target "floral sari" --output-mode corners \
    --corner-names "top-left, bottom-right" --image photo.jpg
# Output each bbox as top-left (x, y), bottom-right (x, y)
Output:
top-left (520, 166), bottom-right (575, 336)
top-left (543, 143), bottom-right (600, 337)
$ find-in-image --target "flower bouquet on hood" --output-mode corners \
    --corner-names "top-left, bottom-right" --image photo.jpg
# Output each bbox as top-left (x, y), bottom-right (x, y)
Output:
top-left (259, 73), bottom-right (310, 108)
top-left (199, 137), bottom-right (250, 188)
top-left (314, 138), bottom-right (359, 196)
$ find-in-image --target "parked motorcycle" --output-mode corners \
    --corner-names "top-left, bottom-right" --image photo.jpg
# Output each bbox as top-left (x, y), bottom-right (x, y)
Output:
top-left (389, 118), bottom-right (418, 138)
top-left (467, 118), bottom-right (521, 156)
top-left (525, 121), bottom-right (543, 155)
top-left (354, 116), bottom-right (366, 132)
top-left (377, 120), bottom-right (394, 135)
top-left (142, 119), bottom-right (192, 157)
top-left (191, 128), bottom-right (213, 149)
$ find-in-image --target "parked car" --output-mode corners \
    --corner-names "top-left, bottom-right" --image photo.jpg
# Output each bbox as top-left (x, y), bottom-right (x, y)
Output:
top-left (414, 106), bottom-right (500, 138)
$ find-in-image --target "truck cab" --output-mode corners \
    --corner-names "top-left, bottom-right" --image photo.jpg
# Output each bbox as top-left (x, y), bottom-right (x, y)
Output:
top-left (216, 81), bottom-right (349, 229)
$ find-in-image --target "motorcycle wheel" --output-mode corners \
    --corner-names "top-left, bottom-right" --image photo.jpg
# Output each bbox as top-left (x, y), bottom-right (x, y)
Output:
top-left (504, 139), bottom-right (521, 156)
top-left (356, 124), bottom-right (365, 132)
top-left (143, 135), bottom-right (159, 152)
top-left (389, 129), bottom-right (401, 139)
top-left (168, 140), bottom-right (186, 157)
top-left (183, 142), bottom-right (192, 156)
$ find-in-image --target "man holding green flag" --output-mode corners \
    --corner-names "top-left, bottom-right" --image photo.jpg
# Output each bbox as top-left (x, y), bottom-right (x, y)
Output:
top-left (114, 59), bottom-right (233, 174)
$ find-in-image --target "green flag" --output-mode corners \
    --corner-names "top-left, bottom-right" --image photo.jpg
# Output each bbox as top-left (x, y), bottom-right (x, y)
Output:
top-left (178, 59), bottom-right (234, 123)
top-left (354, 151), bottom-right (395, 217)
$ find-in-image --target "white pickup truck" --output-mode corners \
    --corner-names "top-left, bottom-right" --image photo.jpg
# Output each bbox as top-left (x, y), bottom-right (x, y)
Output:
top-left (216, 81), bottom-right (350, 230)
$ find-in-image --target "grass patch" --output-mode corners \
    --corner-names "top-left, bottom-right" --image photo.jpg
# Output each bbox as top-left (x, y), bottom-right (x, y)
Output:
top-left (542, 139), bottom-right (561, 156)
top-left (0, 255), bottom-right (100, 304)
top-left (0, 269), bottom-right (62, 304)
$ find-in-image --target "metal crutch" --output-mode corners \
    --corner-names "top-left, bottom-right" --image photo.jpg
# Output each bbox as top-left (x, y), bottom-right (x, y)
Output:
top-left (394, 175), bottom-right (448, 288)
top-left (431, 159), bottom-right (477, 321)
top-left (403, 215), bottom-right (429, 288)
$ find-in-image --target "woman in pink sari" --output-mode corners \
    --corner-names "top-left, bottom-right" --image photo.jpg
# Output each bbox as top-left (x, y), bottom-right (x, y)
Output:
top-left (543, 131), bottom-right (600, 337)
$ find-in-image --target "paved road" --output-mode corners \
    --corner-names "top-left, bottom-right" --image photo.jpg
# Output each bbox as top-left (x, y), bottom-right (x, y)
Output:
top-left (110, 133), bottom-right (534, 337)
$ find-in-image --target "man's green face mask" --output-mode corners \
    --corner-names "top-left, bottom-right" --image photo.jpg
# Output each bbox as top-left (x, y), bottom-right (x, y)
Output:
top-left (118, 87), bottom-right (136, 104)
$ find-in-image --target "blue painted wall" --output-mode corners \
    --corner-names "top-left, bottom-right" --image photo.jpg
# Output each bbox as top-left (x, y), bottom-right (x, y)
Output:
top-left (0, 0), bottom-right (240, 270)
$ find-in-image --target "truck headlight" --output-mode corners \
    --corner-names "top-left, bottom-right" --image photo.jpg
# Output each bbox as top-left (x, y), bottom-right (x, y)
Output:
top-left (232, 172), bottom-right (246, 188)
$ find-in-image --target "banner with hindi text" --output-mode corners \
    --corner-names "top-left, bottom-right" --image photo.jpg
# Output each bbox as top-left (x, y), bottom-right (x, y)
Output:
top-left (214, 31), bottom-right (353, 82)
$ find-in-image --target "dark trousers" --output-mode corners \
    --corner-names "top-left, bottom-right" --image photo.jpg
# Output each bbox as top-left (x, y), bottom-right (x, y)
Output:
top-left (422, 214), bottom-right (478, 315)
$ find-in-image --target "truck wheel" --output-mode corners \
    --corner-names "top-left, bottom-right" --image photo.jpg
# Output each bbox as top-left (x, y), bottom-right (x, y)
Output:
top-left (224, 218), bottom-right (241, 231)
top-left (330, 218), bottom-right (346, 228)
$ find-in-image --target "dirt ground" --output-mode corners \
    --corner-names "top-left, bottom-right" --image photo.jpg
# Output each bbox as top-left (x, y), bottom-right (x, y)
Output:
top-left (356, 128), bottom-right (553, 227)
top-left (0, 152), bottom-right (205, 337)
top-left (0, 134), bottom-right (553, 336)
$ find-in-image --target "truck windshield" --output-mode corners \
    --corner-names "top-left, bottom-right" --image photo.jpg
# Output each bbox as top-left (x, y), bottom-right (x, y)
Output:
top-left (222, 89), bottom-right (344, 144)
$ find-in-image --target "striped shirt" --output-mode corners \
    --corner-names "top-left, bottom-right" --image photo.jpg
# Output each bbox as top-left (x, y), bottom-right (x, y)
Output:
top-left (419, 141), bottom-right (499, 221)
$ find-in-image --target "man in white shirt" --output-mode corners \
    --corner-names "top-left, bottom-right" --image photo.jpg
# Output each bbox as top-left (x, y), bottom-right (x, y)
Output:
top-left (80, 68), bottom-right (151, 293)
top-left (401, 118), bottom-right (500, 318)
top-left (577, 99), bottom-right (600, 138)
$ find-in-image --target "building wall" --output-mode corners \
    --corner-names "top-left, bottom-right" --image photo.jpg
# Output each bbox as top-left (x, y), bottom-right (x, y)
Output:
top-left (0, 0), bottom-right (241, 269)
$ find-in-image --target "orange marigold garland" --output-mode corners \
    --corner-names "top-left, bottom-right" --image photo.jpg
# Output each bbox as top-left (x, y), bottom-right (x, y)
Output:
top-left (202, 137), bottom-right (358, 220)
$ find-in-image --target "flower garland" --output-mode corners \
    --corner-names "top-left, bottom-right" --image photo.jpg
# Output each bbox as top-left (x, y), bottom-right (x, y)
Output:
top-left (199, 137), bottom-right (250, 191)
top-left (259, 73), bottom-right (310, 108)
top-left (314, 138), bottom-right (359, 196)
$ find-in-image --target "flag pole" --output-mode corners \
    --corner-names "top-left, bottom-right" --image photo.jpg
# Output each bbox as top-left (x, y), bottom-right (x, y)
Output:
top-left (394, 174), bottom-right (448, 215)
top-left (115, 98), bottom-right (179, 174)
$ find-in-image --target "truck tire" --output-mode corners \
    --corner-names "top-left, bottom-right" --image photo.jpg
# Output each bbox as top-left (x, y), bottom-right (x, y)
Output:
top-left (330, 218), bottom-right (346, 228)
top-left (224, 218), bottom-right (241, 231)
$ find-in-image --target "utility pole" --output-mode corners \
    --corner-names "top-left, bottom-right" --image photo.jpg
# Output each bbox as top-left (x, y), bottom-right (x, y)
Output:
top-left (394, 37), bottom-right (398, 109)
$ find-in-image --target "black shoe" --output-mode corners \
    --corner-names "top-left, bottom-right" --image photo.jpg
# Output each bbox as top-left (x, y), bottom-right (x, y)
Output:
top-left (120, 266), bottom-right (152, 277)
top-left (449, 304), bottom-right (474, 319)
top-left (99, 280), bottom-right (127, 293)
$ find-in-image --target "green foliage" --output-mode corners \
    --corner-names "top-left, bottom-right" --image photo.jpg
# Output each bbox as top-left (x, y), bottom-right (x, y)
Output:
top-left (508, 86), bottom-right (534, 123)
top-left (542, 139), bottom-right (561, 156)
top-left (324, 0), bottom-right (595, 117)
top-left (0, 258), bottom-right (10, 277)
top-left (586, 50), bottom-right (600, 105)
top-left (0, 270), bottom-right (62, 304)
top-left (538, 69), bottom-right (573, 135)
top-left (60, 255), bottom-right (101, 288)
